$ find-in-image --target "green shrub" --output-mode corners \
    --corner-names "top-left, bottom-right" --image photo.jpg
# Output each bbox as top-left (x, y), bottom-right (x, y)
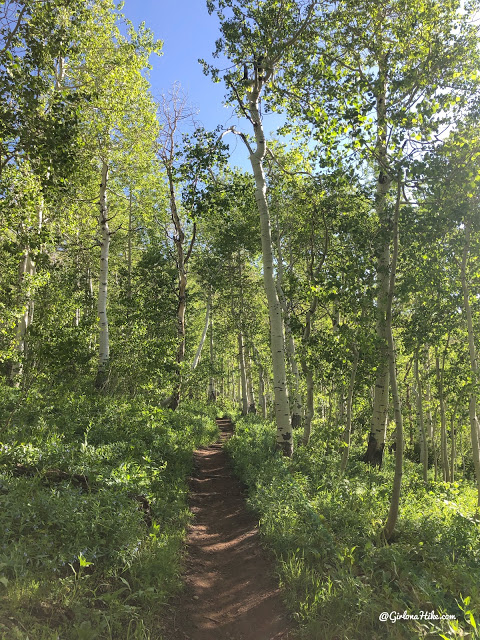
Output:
top-left (0, 391), bottom-right (218, 639)
top-left (226, 417), bottom-right (480, 640)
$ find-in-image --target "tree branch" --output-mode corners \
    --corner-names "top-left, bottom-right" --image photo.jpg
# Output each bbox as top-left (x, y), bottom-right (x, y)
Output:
top-left (271, 1), bottom-right (318, 65)
top-left (185, 221), bottom-right (197, 264)
top-left (266, 147), bottom-right (315, 179)
top-left (0, 4), bottom-right (26, 56)
top-left (228, 126), bottom-right (254, 156)
top-left (226, 79), bottom-right (255, 125)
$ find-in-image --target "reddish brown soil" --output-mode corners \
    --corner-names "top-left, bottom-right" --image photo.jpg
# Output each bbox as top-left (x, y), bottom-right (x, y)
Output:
top-left (165, 418), bottom-right (295, 640)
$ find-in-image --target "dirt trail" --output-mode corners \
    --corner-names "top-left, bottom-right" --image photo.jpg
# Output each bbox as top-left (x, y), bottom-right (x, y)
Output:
top-left (165, 417), bottom-right (294, 640)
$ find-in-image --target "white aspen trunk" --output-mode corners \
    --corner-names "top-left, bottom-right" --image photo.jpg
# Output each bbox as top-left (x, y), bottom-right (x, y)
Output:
top-left (237, 372), bottom-right (242, 411)
top-left (337, 386), bottom-right (345, 430)
top-left (365, 212), bottom-right (390, 466)
top-left (340, 345), bottom-right (359, 473)
top-left (450, 410), bottom-right (457, 483)
top-left (127, 190), bottom-right (133, 308)
top-left (383, 304), bottom-right (404, 542)
top-left (10, 252), bottom-right (36, 383)
top-left (231, 367), bottom-right (236, 404)
top-left (425, 352), bottom-right (434, 439)
top-left (433, 406), bottom-right (438, 482)
top-left (435, 354), bottom-right (450, 483)
top-left (87, 268), bottom-right (94, 300)
top-left (230, 369), bottom-right (235, 404)
top-left (253, 345), bottom-right (267, 419)
top-left (405, 383), bottom-right (414, 447)
top-left (383, 176), bottom-right (403, 542)
top-left (245, 351), bottom-right (253, 409)
top-left (11, 194), bottom-right (44, 383)
top-left (54, 57), bottom-right (65, 91)
top-left (275, 216), bottom-right (303, 427)
top-left (219, 358), bottom-right (224, 398)
top-left (303, 370), bottom-right (314, 445)
top-left (259, 366), bottom-right (267, 419)
top-left (426, 383), bottom-right (434, 439)
top-left (238, 331), bottom-right (249, 416)
top-left (327, 382), bottom-right (334, 429)
top-left (95, 161), bottom-right (110, 388)
top-left (192, 297), bottom-right (211, 370)
top-left (460, 424), bottom-right (466, 477)
top-left (207, 310), bottom-right (216, 403)
top-left (247, 87), bottom-right (292, 455)
top-left (365, 63), bottom-right (392, 467)
top-left (86, 267), bottom-right (95, 350)
top-left (74, 232), bottom-right (81, 327)
top-left (414, 354), bottom-right (428, 483)
top-left (246, 352), bottom-right (256, 414)
top-left (460, 220), bottom-right (480, 506)
top-left (301, 292), bottom-right (318, 445)
top-left (163, 166), bottom-right (193, 409)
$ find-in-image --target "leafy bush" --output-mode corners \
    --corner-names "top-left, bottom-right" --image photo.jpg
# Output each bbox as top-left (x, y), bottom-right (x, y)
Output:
top-left (225, 417), bottom-right (480, 640)
top-left (0, 388), bottom-right (218, 639)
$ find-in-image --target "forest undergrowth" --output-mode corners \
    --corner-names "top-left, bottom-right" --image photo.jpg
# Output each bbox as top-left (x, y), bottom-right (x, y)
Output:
top-left (225, 416), bottom-right (480, 640)
top-left (0, 382), bottom-right (218, 640)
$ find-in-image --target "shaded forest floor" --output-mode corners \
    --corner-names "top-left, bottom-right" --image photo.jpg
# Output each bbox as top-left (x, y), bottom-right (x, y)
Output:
top-left (163, 418), bottom-right (293, 640)
top-left (0, 394), bottom-right (221, 640)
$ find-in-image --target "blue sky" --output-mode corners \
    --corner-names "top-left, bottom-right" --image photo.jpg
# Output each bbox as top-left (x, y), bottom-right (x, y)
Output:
top-left (121, 0), bottom-right (283, 169)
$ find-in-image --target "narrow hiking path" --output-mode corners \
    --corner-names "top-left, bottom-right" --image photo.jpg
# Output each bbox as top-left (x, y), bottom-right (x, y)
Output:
top-left (165, 417), bottom-right (294, 640)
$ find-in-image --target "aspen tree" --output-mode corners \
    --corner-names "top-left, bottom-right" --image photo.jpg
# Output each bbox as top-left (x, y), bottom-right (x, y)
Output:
top-left (274, 214), bottom-right (302, 427)
top-left (95, 162), bottom-right (110, 388)
top-left (207, 302), bottom-right (216, 403)
top-left (238, 331), bottom-right (249, 415)
top-left (460, 220), bottom-right (480, 505)
top-left (382, 175), bottom-right (403, 542)
top-left (192, 298), bottom-right (211, 371)
top-left (2, 1), bottom-right (86, 384)
top-left (64, 1), bottom-right (161, 387)
top-left (246, 348), bottom-right (257, 413)
top-left (414, 353), bottom-right (428, 483)
top-left (205, 0), bottom-right (317, 455)
top-left (157, 90), bottom-right (227, 408)
top-left (279, 0), bottom-right (479, 464)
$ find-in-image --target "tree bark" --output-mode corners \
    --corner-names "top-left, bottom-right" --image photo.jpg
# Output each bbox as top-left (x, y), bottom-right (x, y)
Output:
top-left (435, 352), bottom-right (450, 483)
top-left (340, 345), bottom-right (359, 473)
top-left (95, 161), bottom-right (110, 389)
top-left (450, 409), bottom-right (457, 483)
top-left (247, 86), bottom-right (292, 455)
top-left (253, 345), bottom-right (267, 419)
top-left (383, 175), bottom-right (403, 542)
top-left (275, 216), bottom-right (302, 427)
top-left (207, 307), bottom-right (216, 403)
top-left (246, 350), bottom-right (256, 414)
top-left (364, 60), bottom-right (392, 467)
top-left (460, 220), bottom-right (480, 506)
top-left (165, 166), bottom-right (195, 409)
top-left (127, 189), bottom-right (133, 313)
top-left (414, 353), bottom-right (428, 483)
top-left (258, 365), bottom-right (267, 419)
top-left (192, 296), bottom-right (211, 370)
top-left (10, 251), bottom-right (36, 384)
top-left (300, 295), bottom-right (318, 445)
top-left (433, 407), bottom-right (438, 482)
top-left (425, 352), bottom-right (434, 439)
top-left (238, 331), bottom-right (249, 416)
